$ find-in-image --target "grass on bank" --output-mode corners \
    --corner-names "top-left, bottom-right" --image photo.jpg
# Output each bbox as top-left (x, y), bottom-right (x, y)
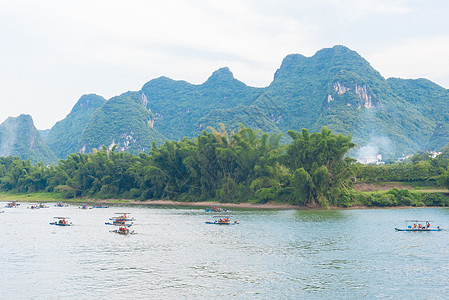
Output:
top-left (0, 191), bottom-right (67, 202)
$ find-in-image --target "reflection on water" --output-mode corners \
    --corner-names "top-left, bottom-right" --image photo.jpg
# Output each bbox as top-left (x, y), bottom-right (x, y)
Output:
top-left (1, 203), bottom-right (449, 298)
top-left (293, 209), bottom-right (347, 222)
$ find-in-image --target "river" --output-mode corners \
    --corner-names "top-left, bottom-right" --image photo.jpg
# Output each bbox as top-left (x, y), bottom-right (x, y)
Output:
top-left (1, 202), bottom-right (448, 299)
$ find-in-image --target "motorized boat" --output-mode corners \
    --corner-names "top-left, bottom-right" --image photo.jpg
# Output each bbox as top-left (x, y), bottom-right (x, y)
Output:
top-left (105, 219), bottom-right (133, 227)
top-left (5, 201), bottom-right (20, 208)
top-left (106, 213), bottom-right (134, 226)
top-left (395, 220), bottom-right (441, 231)
top-left (91, 204), bottom-right (109, 208)
top-left (110, 227), bottom-right (136, 235)
top-left (109, 213), bottom-right (135, 222)
top-left (49, 217), bottom-right (72, 226)
top-left (205, 215), bottom-right (239, 225)
top-left (205, 206), bottom-right (228, 212)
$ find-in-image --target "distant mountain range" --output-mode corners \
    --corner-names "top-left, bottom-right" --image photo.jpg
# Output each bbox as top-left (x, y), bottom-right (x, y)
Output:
top-left (2, 45), bottom-right (449, 164)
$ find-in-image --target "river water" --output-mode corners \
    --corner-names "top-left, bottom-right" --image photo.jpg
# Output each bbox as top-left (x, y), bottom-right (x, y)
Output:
top-left (1, 202), bottom-right (448, 299)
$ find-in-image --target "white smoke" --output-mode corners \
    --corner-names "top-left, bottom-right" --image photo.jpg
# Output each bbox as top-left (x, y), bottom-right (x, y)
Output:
top-left (355, 136), bottom-right (393, 164)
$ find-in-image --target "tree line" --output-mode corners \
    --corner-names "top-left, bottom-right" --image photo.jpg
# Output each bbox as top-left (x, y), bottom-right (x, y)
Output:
top-left (2, 125), bottom-right (449, 207)
top-left (0, 125), bottom-right (357, 207)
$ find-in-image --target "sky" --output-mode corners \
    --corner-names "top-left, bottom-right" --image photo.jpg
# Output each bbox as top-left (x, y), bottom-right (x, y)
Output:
top-left (1, 0), bottom-right (449, 130)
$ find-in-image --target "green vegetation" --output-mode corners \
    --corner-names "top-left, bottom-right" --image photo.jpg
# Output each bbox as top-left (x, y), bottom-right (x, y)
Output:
top-left (78, 92), bottom-right (166, 154)
top-left (353, 149), bottom-right (449, 207)
top-left (141, 68), bottom-right (264, 141)
top-left (0, 115), bottom-right (56, 164)
top-left (3, 125), bottom-right (449, 208)
top-left (5, 45), bottom-right (449, 163)
top-left (46, 94), bottom-right (106, 159)
top-left (0, 126), bottom-right (359, 207)
top-left (0, 191), bottom-right (66, 202)
top-left (354, 189), bottom-right (449, 207)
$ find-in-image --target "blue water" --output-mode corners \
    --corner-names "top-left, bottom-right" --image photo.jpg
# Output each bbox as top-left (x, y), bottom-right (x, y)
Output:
top-left (1, 202), bottom-right (449, 299)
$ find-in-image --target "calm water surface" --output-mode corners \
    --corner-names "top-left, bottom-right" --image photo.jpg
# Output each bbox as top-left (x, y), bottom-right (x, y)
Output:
top-left (1, 202), bottom-right (449, 299)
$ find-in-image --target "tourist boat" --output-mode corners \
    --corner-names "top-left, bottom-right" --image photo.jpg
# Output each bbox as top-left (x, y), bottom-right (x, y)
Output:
top-left (27, 204), bottom-right (40, 209)
top-left (49, 217), bottom-right (72, 226)
top-left (5, 201), bottom-right (20, 208)
top-left (205, 206), bottom-right (228, 212)
top-left (91, 204), bottom-right (109, 208)
top-left (105, 219), bottom-right (133, 227)
top-left (205, 216), bottom-right (239, 225)
top-left (110, 227), bottom-right (136, 235)
top-left (38, 203), bottom-right (49, 208)
top-left (395, 220), bottom-right (442, 231)
top-left (79, 205), bottom-right (89, 209)
top-left (55, 203), bottom-right (67, 207)
top-left (109, 213), bottom-right (135, 222)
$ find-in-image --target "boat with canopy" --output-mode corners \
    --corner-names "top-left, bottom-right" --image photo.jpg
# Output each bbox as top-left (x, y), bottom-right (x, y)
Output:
top-left (5, 201), bottom-right (20, 208)
top-left (205, 206), bottom-right (228, 212)
top-left (395, 220), bottom-right (441, 231)
top-left (49, 217), bottom-right (73, 226)
top-left (105, 213), bottom-right (134, 226)
top-left (109, 213), bottom-right (135, 222)
top-left (205, 215), bottom-right (239, 225)
top-left (110, 227), bottom-right (136, 235)
top-left (91, 204), bottom-right (109, 208)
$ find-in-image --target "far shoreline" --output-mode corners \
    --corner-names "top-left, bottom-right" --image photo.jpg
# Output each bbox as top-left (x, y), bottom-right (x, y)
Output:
top-left (96, 199), bottom-right (310, 210)
top-left (95, 199), bottom-right (427, 211)
top-left (0, 193), bottom-right (437, 210)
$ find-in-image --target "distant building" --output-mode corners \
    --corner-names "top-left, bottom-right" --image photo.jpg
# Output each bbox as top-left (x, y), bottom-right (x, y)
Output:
top-left (359, 154), bottom-right (383, 165)
top-left (397, 151), bottom-right (441, 162)
top-left (397, 154), bottom-right (413, 162)
top-left (429, 151), bottom-right (441, 158)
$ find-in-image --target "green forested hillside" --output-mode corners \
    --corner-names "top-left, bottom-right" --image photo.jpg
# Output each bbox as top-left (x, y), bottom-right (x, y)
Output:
top-left (386, 78), bottom-right (449, 151)
top-left (262, 46), bottom-right (433, 157)
top-left (141, 67), bottom-right (264, 140)
top-left (0, 115), bottom-right (56, 164)
top-left (78, 91), bottom-right (166, 154)
top-left (427, 123), bottom-right (449, 151)
top-left (138, 45), bottom-right (449, 158)
top-left (196, 105), bottom-right (279, 133)
top-left (46, 94), bottom-right (106, 159)
top-left (0, 126), bottom-right (357, 207)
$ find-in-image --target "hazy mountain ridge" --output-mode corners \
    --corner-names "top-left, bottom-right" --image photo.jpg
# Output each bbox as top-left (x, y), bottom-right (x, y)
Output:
top-left (0, 115), bottom-right (56, 164)
top-left (2, 45), bottom-right (449, 162)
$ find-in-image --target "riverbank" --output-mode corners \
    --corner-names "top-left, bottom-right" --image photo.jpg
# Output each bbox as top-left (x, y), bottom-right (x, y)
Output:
top-left (1, 191), bottom-right (445, 210)
top-left (108, 199), bottom-right (307, 210)
top-left (0, 192), bottom-right (306, 209)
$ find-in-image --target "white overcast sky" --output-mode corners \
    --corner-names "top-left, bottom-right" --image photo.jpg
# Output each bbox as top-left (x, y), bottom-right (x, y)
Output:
top-left (1, 0), bottom-right (449, 129)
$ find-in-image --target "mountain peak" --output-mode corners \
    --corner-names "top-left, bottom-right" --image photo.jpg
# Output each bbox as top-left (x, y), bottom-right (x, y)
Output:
top-left (313, 45), bottom-right (361, 61)
top-left (204, 67), bottom-right (235, 85)
top-left (70, 94), bottom-right (106, 114)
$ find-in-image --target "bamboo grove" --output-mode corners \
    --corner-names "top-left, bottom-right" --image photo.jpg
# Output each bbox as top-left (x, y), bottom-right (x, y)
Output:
top-left (0, 125), bottom-right (361, 207)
